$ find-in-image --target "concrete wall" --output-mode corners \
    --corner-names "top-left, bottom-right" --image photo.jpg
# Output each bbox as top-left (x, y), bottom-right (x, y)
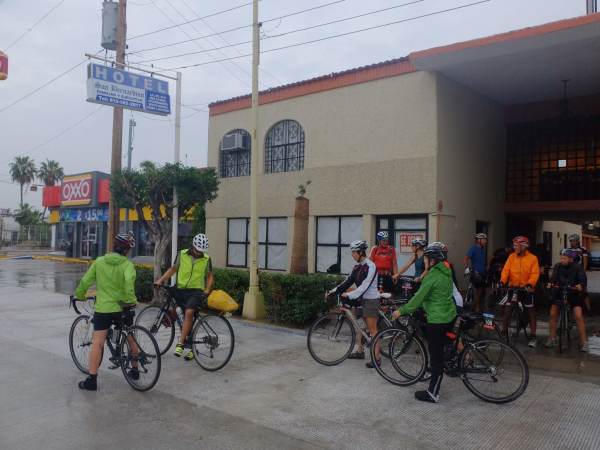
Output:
top-left (435, 74), bottom-right (506, 286)
top-left (206, 71), bottom-right (440, 269)
top-left (539, 221), bottom-right (582, 265)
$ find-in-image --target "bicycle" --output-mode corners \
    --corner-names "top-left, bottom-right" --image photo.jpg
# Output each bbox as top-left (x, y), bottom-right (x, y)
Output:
top-left (135, 285), bottom-right (235, 371)
top-left (550, 285), bottom-right (576, 353)
top-left (68, 296), bottom-right (161, 392)
top-left (306, 293), bottom-right (402, 366)
top-left (372, 311), bottom-right (529, 404)
top-left (498, 287), bottom-right (531, 345)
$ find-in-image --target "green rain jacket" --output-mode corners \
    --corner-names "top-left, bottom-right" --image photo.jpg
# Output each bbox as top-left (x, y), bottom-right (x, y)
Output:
top-left (75, 253), bottom-right (137, 313)
top-left (399, 262), bottom-right (457, 324)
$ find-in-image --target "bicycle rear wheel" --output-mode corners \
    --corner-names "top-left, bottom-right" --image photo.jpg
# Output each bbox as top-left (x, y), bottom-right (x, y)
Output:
top-left (191, 314), bottom-right (235, 371)
top-left (460, 339), bottom-right (529, 404)
top-left (120, 325), bottom-right (161, 392)
top-left (69, 315), bottom-right (94, 374)
top-left (307, 313), bottom-right (355, 366)
top-left (135, 305), bottom-right (175, 355)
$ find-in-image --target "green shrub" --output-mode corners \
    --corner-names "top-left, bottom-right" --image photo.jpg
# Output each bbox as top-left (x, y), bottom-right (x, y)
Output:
top-left (135, 267), bottom-right (154, 302)
top-left (134, 265), bottom-right (343, 325)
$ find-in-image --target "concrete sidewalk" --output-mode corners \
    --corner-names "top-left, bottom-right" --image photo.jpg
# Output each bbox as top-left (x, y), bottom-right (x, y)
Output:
top-left (1, 286), bottom-right (600, 450)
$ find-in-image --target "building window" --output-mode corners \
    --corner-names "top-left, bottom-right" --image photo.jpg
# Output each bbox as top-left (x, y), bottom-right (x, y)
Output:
top-left (219, 129), bottom-right (251, 178)
top-left (265, 120), bottom-right (305, 173)
top-left (227, 217), bottom-right (288, 270)
top-left (376, 215), bottom-right (427, 276)
top-left (316, 216), bottom-right (362, 274)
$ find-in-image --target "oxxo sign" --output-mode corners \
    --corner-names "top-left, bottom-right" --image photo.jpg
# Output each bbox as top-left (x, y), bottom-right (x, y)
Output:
top-left (61, 174), bottom-right (93, 206)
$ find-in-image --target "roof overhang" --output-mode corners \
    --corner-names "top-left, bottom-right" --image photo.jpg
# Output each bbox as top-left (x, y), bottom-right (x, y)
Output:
top-left (410, 14), bottom-right (600, 105)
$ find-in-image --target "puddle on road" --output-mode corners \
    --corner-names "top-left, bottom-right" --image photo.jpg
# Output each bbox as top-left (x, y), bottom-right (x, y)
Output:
top-left (0, 260), bottom-right (89, 295)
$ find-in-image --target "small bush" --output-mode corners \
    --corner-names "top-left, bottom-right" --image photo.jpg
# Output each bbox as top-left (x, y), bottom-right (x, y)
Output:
top-left (134, 265), bottom-right (343, 325)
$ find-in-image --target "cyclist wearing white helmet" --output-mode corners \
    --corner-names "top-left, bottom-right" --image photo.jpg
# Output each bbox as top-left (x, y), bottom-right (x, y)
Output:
top-left (328, 240), bottom-right (381, 367)
top-left (464, 233), bottom-right (488, 312)
top-left (155, 233), bottom-right (213, 360)
top-left (397, 238), bottom-right (428, 282)
top-left (369, 230), bottom-right (399, 294)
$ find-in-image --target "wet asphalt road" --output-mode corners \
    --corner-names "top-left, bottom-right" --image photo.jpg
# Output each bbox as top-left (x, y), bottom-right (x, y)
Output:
top-left (1, 259), bottom-right (600, 450)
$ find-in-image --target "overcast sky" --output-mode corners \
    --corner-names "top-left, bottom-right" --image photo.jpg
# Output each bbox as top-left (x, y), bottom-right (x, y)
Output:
top-left (0, 0), bottom-right (585, 210)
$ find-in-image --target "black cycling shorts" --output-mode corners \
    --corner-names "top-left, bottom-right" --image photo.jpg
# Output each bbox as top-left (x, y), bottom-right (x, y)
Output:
top-left (175, 289), bottom-right (207, 311)
top-left (507, 289), bottom-right (535, 309)
top-left (552, 291), bottom-right (584, 308)
top-left (470, 271), bottom-right (487, 289)
top-left (93, 311), bottom-right (134, 331)
top-left (378, 274), bottom-right (395, 294)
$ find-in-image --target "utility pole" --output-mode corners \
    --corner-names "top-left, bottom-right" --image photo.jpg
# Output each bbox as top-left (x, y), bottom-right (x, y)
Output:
top-left (171, 71), bottom-right (182, 273)
top-left (124, 117), bottom-right (135, 233)
top-left (107, 0), bottom-right (127, 251)
top-left (243, 0), bottom-right (265, 319)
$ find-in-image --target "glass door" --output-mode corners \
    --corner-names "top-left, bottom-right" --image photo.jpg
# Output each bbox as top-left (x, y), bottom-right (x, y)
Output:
top-left (81, 223), bottom-right (98, 259)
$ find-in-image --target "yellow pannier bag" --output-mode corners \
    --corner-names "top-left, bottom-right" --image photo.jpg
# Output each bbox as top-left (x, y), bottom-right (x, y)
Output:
top-left (207, 290), bottom-right (239, 312)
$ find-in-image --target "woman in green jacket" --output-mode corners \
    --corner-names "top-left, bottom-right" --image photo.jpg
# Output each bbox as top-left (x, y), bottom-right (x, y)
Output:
top-left (392, 242), bottom-right (457, 403)
top-left (74, 233), bottom-right (137, 391)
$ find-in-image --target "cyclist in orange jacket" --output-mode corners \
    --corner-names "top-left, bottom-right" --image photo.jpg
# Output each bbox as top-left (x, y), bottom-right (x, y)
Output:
top-left (500, 236), bottom-right (540, 347)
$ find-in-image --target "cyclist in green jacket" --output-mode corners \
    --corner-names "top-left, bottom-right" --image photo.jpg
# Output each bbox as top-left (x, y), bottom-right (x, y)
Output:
top-left (392, 242), bottom-right (457, 403)
top-left (74, 233), bottom-right (138, 391)
top-left (155, 233), bottom-right (214, 361)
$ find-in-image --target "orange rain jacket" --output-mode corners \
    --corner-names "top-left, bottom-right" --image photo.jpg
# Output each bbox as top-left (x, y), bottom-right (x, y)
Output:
top-left (500, 250), bottom-right (540, 288)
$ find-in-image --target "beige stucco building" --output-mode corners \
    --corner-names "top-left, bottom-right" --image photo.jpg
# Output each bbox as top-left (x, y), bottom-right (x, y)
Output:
top-left (206, 14), bottom-right (600, 280)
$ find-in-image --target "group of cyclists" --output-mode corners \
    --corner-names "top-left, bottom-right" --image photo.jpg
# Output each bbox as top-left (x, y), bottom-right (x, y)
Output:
top-left (72, 225), bottom-right (590, 402)
top-left (327, 230), bottom-right (591, 403)
top-left (74, 232), bottom-right (214, 391)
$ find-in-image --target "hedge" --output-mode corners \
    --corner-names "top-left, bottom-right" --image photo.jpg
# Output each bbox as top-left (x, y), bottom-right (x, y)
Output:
top-left (134, 266), bottom-right (343, 326)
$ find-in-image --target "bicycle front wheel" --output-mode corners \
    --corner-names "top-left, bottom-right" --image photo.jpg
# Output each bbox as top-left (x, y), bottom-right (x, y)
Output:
top-left (120, 325), bottom-right (161, 392)
top-left (191, 314), bottom-right (235, 371)
top-left (371, 327), bottom-right (427, 386)
top-left (69, 315), bottom-right (94, 374)
top-left (307, 313), bottom-right (356, 366)
top-left (135, 305), bottom-right (175, 355)
top-left (460, 339), bottom-right (529, 404)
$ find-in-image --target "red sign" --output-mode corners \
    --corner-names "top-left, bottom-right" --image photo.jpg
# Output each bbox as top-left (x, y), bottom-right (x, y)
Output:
top-left (0, 51), bottom-right (7, 80)
top-left (398, 232), bottom-right (426, 253)
top-left (61, 174), bottom-right (93, 206)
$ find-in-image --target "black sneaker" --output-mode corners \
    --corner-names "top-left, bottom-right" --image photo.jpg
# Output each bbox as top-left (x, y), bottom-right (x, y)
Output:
top-left (365, 360), bottom-right (381, 369)
top-left (78, 376), bottom-right (97, 391)
top-left (347, 351), bottom-right (365, 360)
top-left (415, 390), bottom-right (438, 403)
top-left (128, 368), bottom-right (140, 380)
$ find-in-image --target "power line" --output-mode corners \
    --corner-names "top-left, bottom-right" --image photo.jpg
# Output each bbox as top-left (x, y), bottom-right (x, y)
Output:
top-left (129, 0), bottom-right (349, 56)
top-left (128, 0), bottom-right (255, 41)
top-left (149, 0), bottom-right (251, 88)
top-left (5, 0), bottom-right (66, 51)
top-left (178, 0), bottom-right (284, 85)
top-left (166, 0), bottom-right (491, 71)
top-left (136, 0), bottom-right (424, 64)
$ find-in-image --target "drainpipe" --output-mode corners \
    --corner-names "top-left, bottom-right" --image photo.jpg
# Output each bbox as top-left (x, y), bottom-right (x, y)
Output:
top-left (588, 0), bottom-right (598, 14)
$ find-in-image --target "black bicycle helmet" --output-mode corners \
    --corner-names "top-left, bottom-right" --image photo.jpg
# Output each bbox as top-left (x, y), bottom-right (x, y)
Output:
top-left (114, 232), bottom-right (136, 250)
top-left (423, 242), bottom-right (446, 261)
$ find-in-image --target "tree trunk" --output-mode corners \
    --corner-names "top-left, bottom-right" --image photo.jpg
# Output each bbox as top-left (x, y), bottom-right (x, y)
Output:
top-left (19, 184), bottom-right (23, 208)
top-left (290, 196), bottom-right (309, 274)
top-left (153, 233), bottom-right (171, 282)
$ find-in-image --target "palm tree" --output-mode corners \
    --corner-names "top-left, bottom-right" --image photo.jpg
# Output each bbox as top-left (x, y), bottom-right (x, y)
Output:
top-left (8, 156), bottom-right (36, 208)
top-left (37, 159), bottom-right (64, 220)
top-left (38, 159), bottom-right (64, 186)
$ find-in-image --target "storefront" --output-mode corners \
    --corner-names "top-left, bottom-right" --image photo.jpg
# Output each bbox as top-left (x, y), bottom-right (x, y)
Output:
top-left (43, 171), bottom-right (156, 259)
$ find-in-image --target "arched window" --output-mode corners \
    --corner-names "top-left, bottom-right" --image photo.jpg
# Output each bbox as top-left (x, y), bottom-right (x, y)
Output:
top-left (264, 120), bottom-right (305, 173)
top-left (219, 129), bottom-right (251, 178)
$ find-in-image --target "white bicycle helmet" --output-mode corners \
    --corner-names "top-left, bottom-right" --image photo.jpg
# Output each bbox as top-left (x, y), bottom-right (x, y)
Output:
top-left (349, 240), bottom-right (368, 252)
top-left (475, 233), bottom-right (488, 240)
top-left (192, 233), bottom-right (209, 252)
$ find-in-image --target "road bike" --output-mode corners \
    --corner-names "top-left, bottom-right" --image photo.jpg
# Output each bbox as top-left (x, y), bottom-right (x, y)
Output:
top-left (549, 285), bottom-right (577, 353)
top-left (498, 287), bottom-right (531, 344)
top-left (135, 285), bottom-right (234, 371)
top-left (68, 296), bottom-right (161, 392)
top-left (306, 293), bottom-right (401, 366)
top-left (372, 311), bottom-right (529, 404)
